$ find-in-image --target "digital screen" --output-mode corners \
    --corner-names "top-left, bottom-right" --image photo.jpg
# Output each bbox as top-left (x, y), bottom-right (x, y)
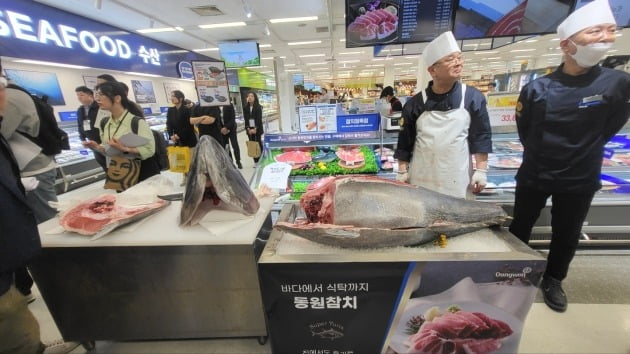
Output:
top-left (454, 0), bottom-right (573, 39)
top-left (345, 0), bottom-right (455, 48)
top-left (293, 74), bottom-right (305, 86)
top-left (218, 41), bottom-right (261, 68)
top-left (574, 0), bottom-right (630, 27)
top-left (4, 69), bottom-right (66, 106)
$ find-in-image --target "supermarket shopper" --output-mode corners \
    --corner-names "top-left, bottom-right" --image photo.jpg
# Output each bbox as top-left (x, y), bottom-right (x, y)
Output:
top-left (75, 86), bottom-right (107, 171)
top-left (83, 82), bottom-right (158, 183)
top-left (509, 0), bottom-right (630, 313)
top-left (166, 90), bottom-right (197, 149)
top-left (0, 77), bottom-right (79, 354)
top-left (190, 102), bottom-right (223, 144)
top-left (380, 86), bottom-right (403, 114)
top-left (394, 31), bottom-right (491, 199)
top-left (244, 91), bottom-right (264, 163)
top-left (221, 101), bottom-right (242, 169)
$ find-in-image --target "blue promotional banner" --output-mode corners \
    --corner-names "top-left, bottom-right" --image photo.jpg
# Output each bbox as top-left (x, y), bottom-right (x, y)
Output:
top-left (265, 131), bottom-right (377, 144)
top-left (0, 0), bottom-right (217, 78)
top-left (58, 111), bottom-right (77, 121)
top-left (337, 113), bottom-right (380, 132)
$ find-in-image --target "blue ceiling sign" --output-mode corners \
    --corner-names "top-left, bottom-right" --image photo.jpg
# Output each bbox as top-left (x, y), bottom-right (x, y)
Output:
top-left (0, 0), bottom-right (218, 78)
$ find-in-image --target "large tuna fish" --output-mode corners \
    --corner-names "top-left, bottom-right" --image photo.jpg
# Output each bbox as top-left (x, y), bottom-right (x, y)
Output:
top-left (180, 135), bottom-right (259, 226)
top-left (275, 176), bottom-right (508, 248)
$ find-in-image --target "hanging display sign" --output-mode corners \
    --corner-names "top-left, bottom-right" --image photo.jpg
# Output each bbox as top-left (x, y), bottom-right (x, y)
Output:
top-left (298, 104), bottom-right (338, 133)
top-left (486, 93), bottom-right (519, 127)
top-left (0, 1), bottom-right (215, 77)
top-left (337, 113), bottom-right (380, 132)
top-left (58, 111), bottom-right (77, 121)
top-left (177, 61), bottom-right (194, 79)
top-left (191, 61), bottom-right (230, 107)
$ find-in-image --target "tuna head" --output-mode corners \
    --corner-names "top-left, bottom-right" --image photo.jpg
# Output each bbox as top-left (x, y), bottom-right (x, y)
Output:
top-left (276, 176), bottom-right (508, 248)
top-left (180, 135), bottom-right (259, 226)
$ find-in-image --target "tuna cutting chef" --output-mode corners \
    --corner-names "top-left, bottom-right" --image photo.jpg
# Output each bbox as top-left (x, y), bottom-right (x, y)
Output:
top-left (395, 31), bottom-right (492, 199)
top-left (510, 0), bottom-right (629, 313)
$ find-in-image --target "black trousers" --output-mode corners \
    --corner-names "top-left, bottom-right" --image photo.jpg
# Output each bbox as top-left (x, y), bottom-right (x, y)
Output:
top-left (14, 267), bottom-right (33, 296)
top-left (224, 132), bottom-right (241, 163)
top-left (509, 184), bottom-right (595, 281)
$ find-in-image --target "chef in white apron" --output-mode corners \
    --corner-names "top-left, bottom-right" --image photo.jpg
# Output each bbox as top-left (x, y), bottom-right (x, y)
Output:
top-left (394, 31), bottom-right (492, 199)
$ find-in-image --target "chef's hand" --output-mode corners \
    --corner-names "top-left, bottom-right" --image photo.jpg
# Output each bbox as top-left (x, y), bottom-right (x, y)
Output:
top-left (21, 177), bottom-right (39, 192)
top-left (471, 168), bottom-right (487, 194)
top-left (396, 171), bottom-right (409, 183)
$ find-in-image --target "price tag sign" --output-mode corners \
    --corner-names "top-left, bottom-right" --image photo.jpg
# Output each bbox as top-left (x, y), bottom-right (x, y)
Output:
top-left (486, 93), bottom-right (519, 127)
top-left (259, 162), bottom-right (292, 190)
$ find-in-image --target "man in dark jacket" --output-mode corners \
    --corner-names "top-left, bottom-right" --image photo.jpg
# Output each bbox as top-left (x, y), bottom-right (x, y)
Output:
top-left (221, 102), bottom-right (242, 169)
top-left (0, 76), bottom-right (78, 354)
top-left (190, 104), bottom-right (223, 144)
top-left (75, 86), bottom-right (106, 171)
top-left (509, 0), bottom-right (630, 312)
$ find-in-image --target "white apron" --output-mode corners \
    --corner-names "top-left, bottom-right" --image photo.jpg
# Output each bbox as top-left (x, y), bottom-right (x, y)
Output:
top-left (409, 84), bottom-right (472, 199)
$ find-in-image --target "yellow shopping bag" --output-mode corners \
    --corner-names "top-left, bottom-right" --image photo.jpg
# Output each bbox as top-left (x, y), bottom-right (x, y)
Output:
top-left (167, 145), bottom-right (191, 173)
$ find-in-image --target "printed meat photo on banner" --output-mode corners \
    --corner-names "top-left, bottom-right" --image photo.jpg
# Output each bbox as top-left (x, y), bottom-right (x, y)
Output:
top-left (346, 0), bottom-right (399, 46)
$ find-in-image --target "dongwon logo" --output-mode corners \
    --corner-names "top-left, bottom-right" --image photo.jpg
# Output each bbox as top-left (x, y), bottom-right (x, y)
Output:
top-left (309, 321), bottom-right (345, 341)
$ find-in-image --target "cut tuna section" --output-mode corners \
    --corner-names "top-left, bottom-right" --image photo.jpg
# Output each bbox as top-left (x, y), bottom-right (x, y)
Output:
top-left (407, 311), bottom-right (513, 354)
top-left (275, 151), bottom-right (312, 165)
top-left (348, 8), bottom-right (398, 41)
top-left (335, 147), bottom-right (364, 164)
top-left (59, 194), bottom-right (167, 235)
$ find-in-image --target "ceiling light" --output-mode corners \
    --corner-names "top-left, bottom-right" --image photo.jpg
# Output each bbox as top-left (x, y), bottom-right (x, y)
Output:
top-left (514, 55), bottom-right (532, 58)
top-left (311, 67), bottom-right (328, 71)
top-left (550, 38), bottom-right (560, 41)
top-left (404, 55), bottom-right (419, 59)
top-left (261, 57), bottom-right (273, 60)
top-left (394, 62), bottom-right (413, 66)
top-left (285, 64), bottom-right (296, 67)
top-left (339, 39), bottom-right (346, 42)
top-left (264, 24), bottom-right (270, 36)
top-left (124, 72), bottom-right (161, 77)
top-left (137, 27), bottom-right (178, 33)
top-left (270, 16), bottom-right (318, 23)
top-left (259, 44), bottom-right (272, 48)
top-left (306, 62), bottom-right (328, 66)
top-left (13, 59), bottom-right (89, 69)
top-left (486, 57), bottom-right (501, 60)
top-left (542, 53), bottom-right (562, 56)
top-left (510, 49), bottom-right (536, 52)
top-left (339, 60), bottom-right (360, 63)
top-left (525, 39), bottom-right (538, 43)
top-left (473, 51), bottom-right (499, 55)
top-left (198, 22), bottom-right (247, 29)
top-left (339, 51), bottom-right (362, 55)
top-left (372, 58), bottom-right (384, 61)
top-left (288, 40), bottom-right (321, 46)
top-left (299, 54), bottom-right (325, 58)
top-left (193, 47), bottom-right (219, 52)
top-left (285, 69), bottom-right (300, 72)
top-left (463, 43), bottom-right (479, 47)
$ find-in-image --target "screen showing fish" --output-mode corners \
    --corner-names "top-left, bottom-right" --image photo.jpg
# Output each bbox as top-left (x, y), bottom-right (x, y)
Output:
top-left (275, 176), bottom-right (508, 248)
top-left (180, 135), bottom-right (259, 226)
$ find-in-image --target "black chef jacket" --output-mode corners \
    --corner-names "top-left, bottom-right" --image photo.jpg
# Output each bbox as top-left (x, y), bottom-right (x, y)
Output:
top-left (394, 81), bottom-right (492, 162)
top-left (515, 64), bottom-right (630, 193)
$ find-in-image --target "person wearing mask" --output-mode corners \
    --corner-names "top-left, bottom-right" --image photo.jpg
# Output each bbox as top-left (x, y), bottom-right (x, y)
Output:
top-left (395, 31), bottom-right (491, 199)
top-left (83, 81), bottom-right (157, 182)
top-left (221, 101), bottom-right (242, 169)
top-left (509, 0), bottom-right (630, 313)
top-left (75, 86), bottom-right (106, 171)
top-left (190, 103), bottom-right (223, 144)
top-left (380, 86), bottom-right (403, 114)
top-left (243, 91), bottom-right (264, 163)
top-left (166, 90), bottom-right (196, 149)
top-left (0, 76), bottom-right (79, 354)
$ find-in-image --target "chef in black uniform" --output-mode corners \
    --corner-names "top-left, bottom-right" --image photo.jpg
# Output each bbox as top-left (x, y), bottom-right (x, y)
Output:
top-left (509, 0), bottom-right (630, 313)
top-left (75, 86), bottom-right (106, 171)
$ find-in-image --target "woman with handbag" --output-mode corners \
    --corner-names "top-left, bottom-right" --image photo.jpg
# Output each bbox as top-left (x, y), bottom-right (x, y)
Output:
top-left (243, 91), bottom-right (264, 163)
top-left (83, 81), bottom-right (156, 191)
top-left (167, 90), bottom-right (196, 184)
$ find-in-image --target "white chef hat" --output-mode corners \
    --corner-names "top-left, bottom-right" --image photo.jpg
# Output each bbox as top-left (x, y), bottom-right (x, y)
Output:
top-left (423, 31), bottom-right (461, 67)
top-left (557, 0), bottom-right (616, 40)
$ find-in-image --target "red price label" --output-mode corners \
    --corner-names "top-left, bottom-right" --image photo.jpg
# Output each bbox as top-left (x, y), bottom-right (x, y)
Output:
top-left (500, 114), bottom-right (516, 122)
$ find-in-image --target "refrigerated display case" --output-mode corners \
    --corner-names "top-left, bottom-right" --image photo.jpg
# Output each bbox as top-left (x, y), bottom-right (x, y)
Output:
top-left (478, 128), bottom-right (630, 246)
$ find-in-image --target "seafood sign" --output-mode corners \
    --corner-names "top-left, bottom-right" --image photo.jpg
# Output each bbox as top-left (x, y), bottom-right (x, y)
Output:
top-left (275, 176), bottom-right (508, 248)
top-left (59, 194), bottom-right (168, 240)
top-left (180, 135), bottom-right (259, 226)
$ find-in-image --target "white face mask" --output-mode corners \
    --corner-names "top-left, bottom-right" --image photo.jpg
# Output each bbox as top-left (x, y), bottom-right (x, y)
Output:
top-left (569, 41), bottom-right (613, 68)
